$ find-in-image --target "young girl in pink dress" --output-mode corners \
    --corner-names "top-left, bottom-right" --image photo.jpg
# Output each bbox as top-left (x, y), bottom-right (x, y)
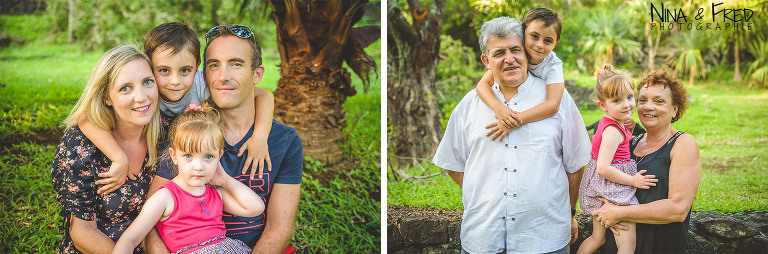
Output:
top-left (577, 65), bottom-right (658, 254)
top-left (114, 103), bottom-right (264, 254)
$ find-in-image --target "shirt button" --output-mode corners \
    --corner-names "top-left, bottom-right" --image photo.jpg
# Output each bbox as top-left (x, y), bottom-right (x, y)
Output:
top-left (513, 169), bottom-right (517, 172)
top-left (513, 146), bottom-right (517, 149)
top-left (513, 194), bottom-right (517, 197)
top-left (505, 144), bottom-right (509, 147)
top-left (511, 217), bottom-right (516, 221)
top-left (502, 216), bottom-right (506, 220)
top-left (504, 192), bottom-right (508, 196)
top-left (514, 103), bottom-right (517, 105)
top-left (504, 167), bottom-right (508, 171)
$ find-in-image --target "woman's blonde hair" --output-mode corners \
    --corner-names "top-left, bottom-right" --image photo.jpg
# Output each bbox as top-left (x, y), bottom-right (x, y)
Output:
top-left (63, 44), bottom-right (162, 165)
top-left (168, 101), bottom-right (224, 155)
top-left (592, 64), bottom-right (635, 103)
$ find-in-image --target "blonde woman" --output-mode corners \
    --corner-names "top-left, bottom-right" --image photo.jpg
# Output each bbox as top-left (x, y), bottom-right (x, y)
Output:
top-left (51, 44), bottom-right (161, 253)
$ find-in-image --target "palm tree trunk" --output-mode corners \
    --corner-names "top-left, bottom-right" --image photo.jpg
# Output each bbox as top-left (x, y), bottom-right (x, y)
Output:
top-left (274, 60), bottom-right (352, 165)
top-left (67, 0), bottom-right (74, 43)
top-left (689, 66), bottom-right (695, 87)
top-left (646, 22), bottom-right (655, 71)
top-left (269, 0), bottom-right (368, 166)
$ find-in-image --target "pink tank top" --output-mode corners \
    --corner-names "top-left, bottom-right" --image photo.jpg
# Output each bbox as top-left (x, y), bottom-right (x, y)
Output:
top-left (590, 116), bottom-right (632, 163)
top-left (156, 181), bottom-right (226, 253)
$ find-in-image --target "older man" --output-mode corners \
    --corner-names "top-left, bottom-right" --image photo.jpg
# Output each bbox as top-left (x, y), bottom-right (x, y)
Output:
top-left (433, 17), bottom-right (590, 253)
top-left (146, 25), bottom-right (303, 254)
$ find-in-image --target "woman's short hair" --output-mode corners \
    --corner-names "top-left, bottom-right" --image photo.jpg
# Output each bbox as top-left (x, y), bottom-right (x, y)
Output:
top-left (638, 67), bottom-right (689, 123)
top-left (63, 44), bottom-right (162, 165)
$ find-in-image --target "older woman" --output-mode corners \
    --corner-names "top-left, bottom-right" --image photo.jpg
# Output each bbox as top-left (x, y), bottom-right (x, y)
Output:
top-left (595, 68), bottom-right (702, 253)
top-left (51, 44), bottom-right (161, 253)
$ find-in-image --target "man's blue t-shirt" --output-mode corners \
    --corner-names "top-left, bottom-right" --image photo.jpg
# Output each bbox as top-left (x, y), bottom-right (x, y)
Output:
top-left (157, 120), bottom-right (303, 247)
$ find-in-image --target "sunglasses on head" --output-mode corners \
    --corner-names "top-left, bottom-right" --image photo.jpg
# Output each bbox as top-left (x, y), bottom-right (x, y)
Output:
top-left (205, 25), bottom-right (254, 44)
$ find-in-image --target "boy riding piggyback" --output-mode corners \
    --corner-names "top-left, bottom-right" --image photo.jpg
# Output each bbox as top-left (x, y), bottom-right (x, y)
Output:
top-left (477, 7), bottom-right (566, 140)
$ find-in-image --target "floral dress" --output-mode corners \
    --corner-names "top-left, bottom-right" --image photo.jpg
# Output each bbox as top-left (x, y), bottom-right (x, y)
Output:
top-left (51, 126), bottom-right (156, 253)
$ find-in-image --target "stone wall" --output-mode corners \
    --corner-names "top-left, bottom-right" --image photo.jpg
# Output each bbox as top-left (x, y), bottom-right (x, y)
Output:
top-left (388, 206), bottom-right (768, 253)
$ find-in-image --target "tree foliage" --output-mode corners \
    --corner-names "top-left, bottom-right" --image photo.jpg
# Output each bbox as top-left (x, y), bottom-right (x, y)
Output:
top-left (747, 38), bottom-right (768, 88)
top-left (666, 29), bottom-right (712, 87)
top-left (579, 8), bottom-right (642, 72)
top-left (45, 0), bottom-right (245, 50)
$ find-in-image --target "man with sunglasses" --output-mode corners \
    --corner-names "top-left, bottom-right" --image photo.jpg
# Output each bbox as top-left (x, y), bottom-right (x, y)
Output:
top-left (145, 25), bottom-right (304, 254)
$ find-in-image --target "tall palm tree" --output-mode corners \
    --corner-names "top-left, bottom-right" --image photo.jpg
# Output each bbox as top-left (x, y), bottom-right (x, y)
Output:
top-left (666, 29), bottom-right (711, 87)
top-left (580, 8), bottom-right (642, 71)
top-left (240, 0), bottom-right (378, 166)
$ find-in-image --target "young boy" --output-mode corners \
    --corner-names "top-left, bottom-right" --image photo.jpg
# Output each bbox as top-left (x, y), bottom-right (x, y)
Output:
top-left (79, 22), bottom-right (275, 195)
top-left (476, 7), bottom-right (565, 141)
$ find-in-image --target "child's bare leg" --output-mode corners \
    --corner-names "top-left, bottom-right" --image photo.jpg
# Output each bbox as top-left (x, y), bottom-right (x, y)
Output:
top-left (576, 216), bottom-right (606, 254)
top-left (615, 221), bottom-right (636, 254)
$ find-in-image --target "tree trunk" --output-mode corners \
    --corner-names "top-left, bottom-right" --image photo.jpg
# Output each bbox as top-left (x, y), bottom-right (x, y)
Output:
top-left (734, 42), bottom-right (742, 82)
top-left (689, 66), bottom-right (695, 87)
top-left (269, 0), bottom-right (369, 166)
top-left (646, 22), bottom-right (654, 71)
top-left (388, 0), bottom-right (445, 166)
top-left (67, 0), bottom-right (74, 43)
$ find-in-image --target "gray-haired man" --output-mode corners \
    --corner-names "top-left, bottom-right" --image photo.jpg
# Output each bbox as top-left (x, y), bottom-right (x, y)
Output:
top-left (433, 16), bottom-right (590, 253)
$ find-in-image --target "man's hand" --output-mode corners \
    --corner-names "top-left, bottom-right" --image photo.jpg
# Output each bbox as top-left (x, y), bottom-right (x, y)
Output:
top-left (485, 122), bottom-right (513, 142)
top-left (238, 134), bottom-right (272, 179)
top-left (570, 215), bottom-right (579, 244)
top-left (632, 170), bottom-right (658, 189)
top-left (96, 158), bottom-right (134, 195)
top-left (492, 105), bottom-right (521, 129)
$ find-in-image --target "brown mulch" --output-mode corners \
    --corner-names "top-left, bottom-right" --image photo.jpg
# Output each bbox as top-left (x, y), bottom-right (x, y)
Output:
top-left (387, 205), bottom-right (463, 224)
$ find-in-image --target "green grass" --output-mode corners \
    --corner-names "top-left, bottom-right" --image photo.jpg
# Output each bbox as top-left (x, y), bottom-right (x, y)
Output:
top-left (390, 70), bottom-right (768, 213)
top-left (0, 143), bottom-right (62, 252)
top-left (1, 15), bottom-right (380, 253)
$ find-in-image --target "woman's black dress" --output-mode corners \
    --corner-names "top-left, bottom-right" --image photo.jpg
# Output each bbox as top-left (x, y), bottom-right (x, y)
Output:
top-left (600, 131), bottom-right (690, 253)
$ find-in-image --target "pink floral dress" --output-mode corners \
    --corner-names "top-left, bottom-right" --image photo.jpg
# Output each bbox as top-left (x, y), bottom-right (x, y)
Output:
top-left (578, 116), bottom-right (639, 213)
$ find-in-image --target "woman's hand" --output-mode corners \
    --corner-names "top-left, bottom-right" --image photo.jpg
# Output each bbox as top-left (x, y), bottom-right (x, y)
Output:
top-left (623, 118), bottom-right (636, 134)
top-left (238, 134), bottom-right (272, 179)
top-left (593, 197), bottom-right (630, 236)
top-left (632, 170), bottom-right (658, 189)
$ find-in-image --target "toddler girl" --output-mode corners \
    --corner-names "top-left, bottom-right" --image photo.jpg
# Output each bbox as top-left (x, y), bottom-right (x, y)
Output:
top-left (577, 65), bottom-right (657, 254)
top-left (114, 102), bottom-right (264, 254)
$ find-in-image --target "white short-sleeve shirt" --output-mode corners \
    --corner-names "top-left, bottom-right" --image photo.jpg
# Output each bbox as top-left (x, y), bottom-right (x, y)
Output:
top-left (529, 51), bottom-right (564, 86)
top-left (158, 69), bottom-right (209, 117)
top-left (433, 73), bottom-right (590, 253)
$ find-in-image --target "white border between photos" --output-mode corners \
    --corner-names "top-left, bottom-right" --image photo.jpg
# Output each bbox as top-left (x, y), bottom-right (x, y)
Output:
top-left (380, 0), bottom-right (388, 252)
top-left (379, 0), bottom-right (388, 253)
